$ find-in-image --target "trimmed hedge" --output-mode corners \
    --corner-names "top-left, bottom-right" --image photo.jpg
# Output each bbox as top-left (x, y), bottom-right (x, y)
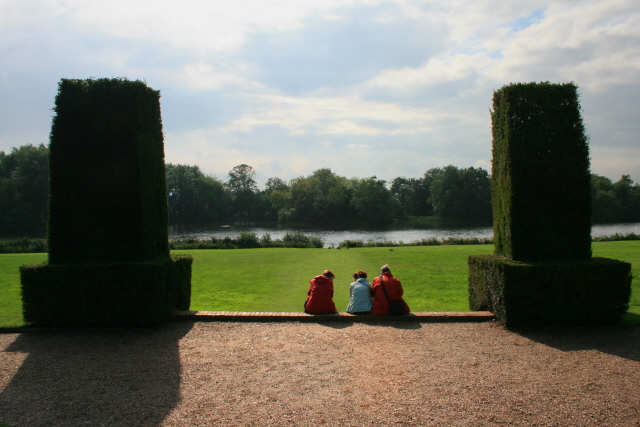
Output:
top-left (47, 78), bottom-right (168, 264)
top-left (20, 78), bottom-right (192, 326)
top-left (20, 255), bottom-right (192, 326)
top-left (491, 82), bottom-right (591, 262)
top-left (468, 254), bottom-right (632, 327)
top-left (170, 254), bottom-right (193, 311)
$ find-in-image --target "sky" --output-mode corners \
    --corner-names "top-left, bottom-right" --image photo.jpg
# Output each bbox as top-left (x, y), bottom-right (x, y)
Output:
top-left (1, 0), bottom-right (639, 188)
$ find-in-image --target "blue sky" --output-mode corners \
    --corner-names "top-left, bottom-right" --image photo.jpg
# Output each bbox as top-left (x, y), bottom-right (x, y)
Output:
top-left (1, 0), bottom-right (639, 187)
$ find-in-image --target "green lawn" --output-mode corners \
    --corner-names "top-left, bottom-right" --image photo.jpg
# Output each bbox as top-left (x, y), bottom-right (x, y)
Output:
top-left (1, 241), bottom-right (638, 328)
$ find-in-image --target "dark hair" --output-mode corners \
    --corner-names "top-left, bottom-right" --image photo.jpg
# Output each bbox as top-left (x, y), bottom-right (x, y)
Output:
top-left (353, 270), bottom-right (368, 280)
top-left (381, 264), bottom-right (391, 273)
top-left (322, 270), bottom-right (335, 279)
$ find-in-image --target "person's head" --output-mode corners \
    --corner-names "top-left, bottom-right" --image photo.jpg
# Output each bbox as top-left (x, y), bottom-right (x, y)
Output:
top-left (352, 270), bottom-right (368, 280)
top-left (322, 270), bottom-right (335, 279)
top-left (380, 264), bottom-right (391, 274)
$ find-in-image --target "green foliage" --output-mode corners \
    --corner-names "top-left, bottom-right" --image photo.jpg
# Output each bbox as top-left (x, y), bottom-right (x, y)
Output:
top-left (592, 173), bottom-right (640, 223)
top-left (592, 233), bottom-right (640, 242)
top-left (260, 233), bottom-right (273, 245)
top-left (429, 165), bottom-right (492, 222)
top-left (227, 164), bottom-right (258, 193)
top-left (0, 144), bottom-right (49, 235)
top-left (348, 176), bottom-right (399, 224)
top-left (48, 77), bottom-right (169, 264)
top-left (2, 233), bottom-right (637, 254)
top-left (170, 254), bottom-right (193, 311)
top-left (469, 254), bottom-right (632, 326)
top-left (339, 236), bottom-right (494, 248)
top-left (168, 231), bottom-right (324, 249)
top-left (166, 163), bottom-right (230, 223)
top-left (237, 232), bottom-right (261, 248)
top-left (491, 82), bottom-right (592, 262)
top-left (0, 238), bottom-right (47, 254)
top-left (282, 231), bottom-right (324, 248)
top-left (226, 164), bottom-right (259, 220)
top-left (22, 77), bottom-right (193, 326)
top-left (20, 255), bottom-right (192, 326)
top-left (283, 168), bottom-right (352, 224)
top-left (3, 145), bottom-right (637, 234)
top-left (391, 175), bottom-right (432, 217)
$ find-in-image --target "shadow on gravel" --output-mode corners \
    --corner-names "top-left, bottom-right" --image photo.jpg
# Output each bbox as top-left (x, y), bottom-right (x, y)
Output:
top-left (316, 320), bottom-right (423, 330)
top-left (0, 322), bottom-right (193, 427)
top-left (512, 325), bottom-right (640, 362)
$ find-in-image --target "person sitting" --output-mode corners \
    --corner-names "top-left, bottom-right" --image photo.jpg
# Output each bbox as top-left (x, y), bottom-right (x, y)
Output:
top-left (370, 264), bottom-right (410, 315)
top-left (346, 270), bottom-right (372, 314)
top-left (304, 270), bottom-right (338, 314)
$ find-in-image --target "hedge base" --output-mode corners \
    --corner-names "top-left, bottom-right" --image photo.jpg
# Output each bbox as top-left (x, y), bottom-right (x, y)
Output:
top-left (468, 255), bottom-right (632, 327)
top-left (20, 255), bottom-right (192, 326)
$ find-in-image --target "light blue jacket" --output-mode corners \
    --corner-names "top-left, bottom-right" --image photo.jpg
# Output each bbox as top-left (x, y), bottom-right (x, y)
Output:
top-left (346, 278), bottom-right (372, 313)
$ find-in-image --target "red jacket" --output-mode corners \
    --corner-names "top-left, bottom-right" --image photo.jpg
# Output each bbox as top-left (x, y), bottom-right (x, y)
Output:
top-left (305, 275), bottom-right (338, 314)
top-left (371, 272), bottom-right (410, 315)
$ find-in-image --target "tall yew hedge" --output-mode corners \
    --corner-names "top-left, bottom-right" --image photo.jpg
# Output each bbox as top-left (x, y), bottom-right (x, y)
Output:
top-left (469, 82), bottom-right (631, 326)
top-left (491, 82), bottom-right (591, 262)
top-left (48, 78), bottom-right (169, 264)
top-left (21, 78), bottom-right (192, 326)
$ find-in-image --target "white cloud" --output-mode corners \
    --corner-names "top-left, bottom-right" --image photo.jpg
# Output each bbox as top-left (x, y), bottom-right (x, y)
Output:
top-left (1, 0), bottom-right (639, 185)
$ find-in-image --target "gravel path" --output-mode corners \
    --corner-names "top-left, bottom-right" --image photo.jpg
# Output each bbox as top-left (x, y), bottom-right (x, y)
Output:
top-left (1, 320), bottom-right (639, 426)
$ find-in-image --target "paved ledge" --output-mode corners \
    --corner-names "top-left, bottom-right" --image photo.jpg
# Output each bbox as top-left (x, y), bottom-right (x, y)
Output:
top-left (173, 310), bottom-right (495, 323)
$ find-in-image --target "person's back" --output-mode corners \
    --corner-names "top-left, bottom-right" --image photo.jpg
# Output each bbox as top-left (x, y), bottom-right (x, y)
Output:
top-left (305, 270), bottom-right (338, 314)
top-left (346, 270), bottom-right (372, 314)
top-left (370, 264), bottom-right (410, 315)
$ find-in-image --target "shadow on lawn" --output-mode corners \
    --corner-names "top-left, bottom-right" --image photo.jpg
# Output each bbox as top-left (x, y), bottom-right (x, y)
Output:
top-left (512, 324), bottom-right (640, 362)
top-left (0, 322), bottom-right (193, 427)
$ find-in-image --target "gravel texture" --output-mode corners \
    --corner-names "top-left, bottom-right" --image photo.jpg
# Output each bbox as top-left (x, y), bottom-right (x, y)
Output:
top-left (1, 320), bottom-right (639, 426)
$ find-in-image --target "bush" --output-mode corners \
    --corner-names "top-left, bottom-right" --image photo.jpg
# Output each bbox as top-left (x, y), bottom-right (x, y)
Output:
top-left (260, 233), bottom-right (273, 246)
top-left (21, 255), bottom-right (193, 326)
top-left (592, 233), bottom-right (640, 242)
top-left (491, 82), bottom-right (591, 262)
top-left (468, 254), bottom-right (632, 326)
top-left (0, 238), bottom-right (47, 254)
top-left (308, 236), bottom-right (324, 248)
top-left (21, 78), bottom-right (192, 326)
top-left (339, 239), bottom-right (365, 248)
top-left (237, 232), bottom-right (260, 248)
top-left (47, 78), bottom-right (168, 264)
top-left (282, 231), bottom-right (324, 248)
top-left (167, 232), bottom-right (324, 249)
top-left (170, 254), bottom-right (193, 311)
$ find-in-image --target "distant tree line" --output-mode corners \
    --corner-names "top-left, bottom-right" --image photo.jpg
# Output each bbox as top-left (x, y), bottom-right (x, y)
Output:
top-left (591, 173), bottom-right (640, 223)
top-left (0, 144), bottom-right (49, 235)
top-left (1, 144), bottom-right (639, 234)
top-left (166, 163), bottom-right (493, 225)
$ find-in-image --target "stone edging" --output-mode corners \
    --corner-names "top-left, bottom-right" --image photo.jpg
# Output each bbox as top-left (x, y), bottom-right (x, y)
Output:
top-left (173, 311), bottom-right (496, 323)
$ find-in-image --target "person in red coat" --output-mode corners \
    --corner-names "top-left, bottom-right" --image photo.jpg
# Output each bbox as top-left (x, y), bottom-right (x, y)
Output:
top-left (370, 264), bottom-right (410, 315)
top-left (304, 270), bottom-right (338, 314)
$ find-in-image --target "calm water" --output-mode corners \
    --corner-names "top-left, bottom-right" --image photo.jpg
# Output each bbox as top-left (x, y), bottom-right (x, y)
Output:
top-left (169, 222), bottom-right (640, 248)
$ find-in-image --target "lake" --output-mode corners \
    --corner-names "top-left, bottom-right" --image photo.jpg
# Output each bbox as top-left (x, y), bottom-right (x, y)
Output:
top-left (169, 222), bottom-right (640, 248)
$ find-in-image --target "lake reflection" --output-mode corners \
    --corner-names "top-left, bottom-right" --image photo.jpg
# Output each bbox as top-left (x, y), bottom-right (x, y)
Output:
top-left (169, 222), bottom-right (640, 248)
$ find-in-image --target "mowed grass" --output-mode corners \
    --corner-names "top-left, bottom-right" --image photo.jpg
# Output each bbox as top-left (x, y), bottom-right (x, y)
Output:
top-left (0, 241), bottom-right (638, 328)
top-left (0, 253), bottom-right (47, 328)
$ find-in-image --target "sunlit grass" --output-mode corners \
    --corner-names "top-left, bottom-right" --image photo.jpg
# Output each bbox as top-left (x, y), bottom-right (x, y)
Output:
top-left (0, 241), bottom-right (638, 328)
top-left (0, 253), bottom-right (47, 329)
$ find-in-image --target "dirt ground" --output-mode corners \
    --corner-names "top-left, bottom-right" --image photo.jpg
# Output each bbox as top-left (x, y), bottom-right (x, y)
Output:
top-left (1, 320), bottom-right (639, 426)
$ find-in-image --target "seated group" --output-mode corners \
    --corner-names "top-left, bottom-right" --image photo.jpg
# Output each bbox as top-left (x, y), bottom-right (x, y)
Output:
top-left (304, 264), bottom-right (410, 315)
